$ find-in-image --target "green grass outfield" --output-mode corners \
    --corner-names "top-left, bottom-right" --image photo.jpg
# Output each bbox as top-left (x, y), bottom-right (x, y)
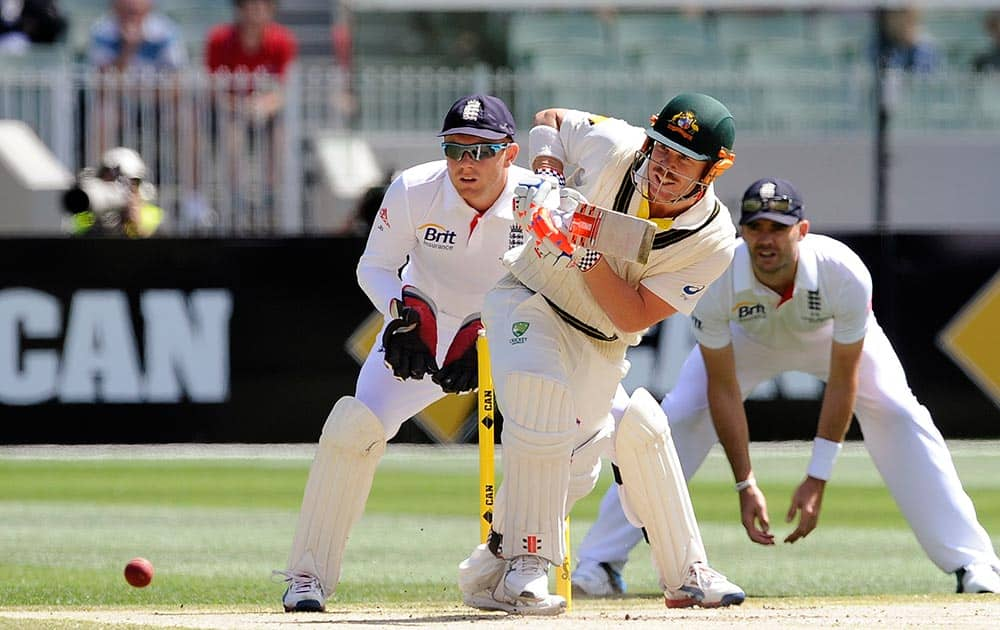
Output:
top-left (1, 441), bottom-right (998, 610)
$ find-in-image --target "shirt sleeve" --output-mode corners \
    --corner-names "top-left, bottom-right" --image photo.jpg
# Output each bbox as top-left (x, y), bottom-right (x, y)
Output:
top-left (832, 256), bottom-right (873, 344)
top-left (356, 175), bottom-right (415, 315)
top-left (558, 110), bottom-right (637, 184)
top-left (160, 27), bottom-right (188, 69)
top-left (276, 28), bottom-right (298, 76)
top-left (641, 245), bottom-right (734, 317)
top-left (690, 279), bottom-right (733, 349)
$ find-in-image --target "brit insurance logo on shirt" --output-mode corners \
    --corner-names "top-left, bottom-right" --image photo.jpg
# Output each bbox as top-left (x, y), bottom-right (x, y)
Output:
top-left (417, 223), bottom-right (457, 250)
top-left (733, 300), bottom-right (766, 322)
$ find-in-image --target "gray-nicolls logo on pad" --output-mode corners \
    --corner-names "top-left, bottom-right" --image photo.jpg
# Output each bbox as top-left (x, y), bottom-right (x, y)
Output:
top-left (462, 99), bottom-right (482, 121)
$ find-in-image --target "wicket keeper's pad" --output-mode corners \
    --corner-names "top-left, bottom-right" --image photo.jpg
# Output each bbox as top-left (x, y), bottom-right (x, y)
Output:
top-left (614, 387), bottom-right (706, 590)
top-left (287, 396), bottom-right (387, 595)
top-left (493, 373), bottom-right (575, 566)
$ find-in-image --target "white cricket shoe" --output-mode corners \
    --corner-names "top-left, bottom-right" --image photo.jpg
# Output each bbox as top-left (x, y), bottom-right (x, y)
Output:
top-left (572, 560), bottom-right (627, 597)
top-left (462, 554), bottom-right (566, 615)
top-left (956, 563), bottom-right (1000, 593)
top-left (665, 562), bottom-right (746, 609)
top-left (458, 544), bottom-right (506, 594)
top-left (276, 570), bottom-right (326, 612)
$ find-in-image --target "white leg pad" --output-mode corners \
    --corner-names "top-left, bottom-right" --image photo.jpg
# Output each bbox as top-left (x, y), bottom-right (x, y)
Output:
top-left (567, 421), bottom-right (612, 509)
top-left (287, 396), bottom-right (387, 597)
top-left (494, 372), bottom-right (576, 565)
top-left (614, 388), bottom-right (706, 590)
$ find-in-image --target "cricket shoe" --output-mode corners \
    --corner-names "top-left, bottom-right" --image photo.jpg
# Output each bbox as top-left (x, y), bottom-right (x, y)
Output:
top-left (956, 562), bottom-right (1000, 593)
top-left (458, 544), bottom-right (506, 594)
top-left (572, 560), bottom-right (627, 597)
top-left (665, 562), bottom-right (745, 608)
top-left (463, 554), bottom-right (566, 615)
top-left (275, 570), bottom-right (326, 612)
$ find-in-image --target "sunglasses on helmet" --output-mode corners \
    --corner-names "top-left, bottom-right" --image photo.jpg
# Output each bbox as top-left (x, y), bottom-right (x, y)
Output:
top-left (441, 142), bottom-right (509, 161)
top-left (741, 196), bottom-right (799, 213)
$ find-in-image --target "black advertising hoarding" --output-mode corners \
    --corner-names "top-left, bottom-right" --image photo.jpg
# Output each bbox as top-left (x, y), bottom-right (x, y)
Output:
top-left (0, 234), bottom-right (997, 444)
top-left (0, 238), bottom-right (372, 443)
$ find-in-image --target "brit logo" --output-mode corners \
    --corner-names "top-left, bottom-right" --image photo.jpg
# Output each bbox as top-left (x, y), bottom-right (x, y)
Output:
top-left (461, 99), bottom-right (482, 121)
top-left (417, 223), bottom-right (457, 250)
top-left (682, 284), bottom-right (705, 296)
top-left (511, 321), bottom-right (529, 345)
top-left (734, 301), bottom-right (766, 321)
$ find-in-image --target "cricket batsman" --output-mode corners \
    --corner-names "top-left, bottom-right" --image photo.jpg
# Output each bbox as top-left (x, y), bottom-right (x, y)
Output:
top-left (458, 93), bottom-right (747, 614)
top-left (277, 94), bottom-right (533, 612)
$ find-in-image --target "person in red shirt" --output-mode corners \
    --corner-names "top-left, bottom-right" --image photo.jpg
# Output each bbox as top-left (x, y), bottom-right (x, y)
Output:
top-left (205, 0), bottom-right (298, 120)
top-left (201, 0), bottom-right (298, 228)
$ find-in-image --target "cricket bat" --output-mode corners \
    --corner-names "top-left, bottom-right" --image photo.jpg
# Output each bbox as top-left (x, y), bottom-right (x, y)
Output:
top-left (568, 203), bottom-right (655, 265)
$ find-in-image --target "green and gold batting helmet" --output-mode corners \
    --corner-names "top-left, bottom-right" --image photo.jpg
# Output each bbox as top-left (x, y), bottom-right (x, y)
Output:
top-left (647, 93), bottom-right (735, 185)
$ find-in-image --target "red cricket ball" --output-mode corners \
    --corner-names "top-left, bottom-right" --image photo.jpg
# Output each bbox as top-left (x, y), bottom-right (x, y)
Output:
top-left (124, 557), bottom-right (154, 588)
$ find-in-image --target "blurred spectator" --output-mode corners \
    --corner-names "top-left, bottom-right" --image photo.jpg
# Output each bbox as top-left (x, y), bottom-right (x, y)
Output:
top-left (203, 0), bottom-right (299, 231)
top-left (972, 11), bottom-right (1000, 73)
top-left (205, 0), bottom-right (298, 121)
top-left (0, 0), bottom-right (67, 54)
top-left (876, 7), bottom-right (940, 73)
top-left (88, 0), bottom-right (187, 72)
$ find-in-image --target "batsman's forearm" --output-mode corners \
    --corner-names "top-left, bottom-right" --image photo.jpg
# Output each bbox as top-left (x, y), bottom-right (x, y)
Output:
top-left (580, 261), bottom-right (653, 333)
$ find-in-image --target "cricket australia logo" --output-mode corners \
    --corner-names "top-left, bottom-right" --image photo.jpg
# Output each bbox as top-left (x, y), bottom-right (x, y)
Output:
top-left (462, 99), bottom-right (482, 121)
top-left (667, 111), bottom-right (699, 141)
top-left (510, 321), bottom-right (529, 345)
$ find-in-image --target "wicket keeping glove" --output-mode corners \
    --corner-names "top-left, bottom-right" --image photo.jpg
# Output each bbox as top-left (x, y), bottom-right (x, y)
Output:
top-left (432, 314), bottom-right (483, 394)
top-left (382, 285), bottom-right (438, 380)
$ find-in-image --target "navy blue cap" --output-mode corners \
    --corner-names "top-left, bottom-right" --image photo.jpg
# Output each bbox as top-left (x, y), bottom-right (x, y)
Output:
top-left (739, 178), bottom-right (804, 226)
top-left (438, 94), bottom-right (516, 141)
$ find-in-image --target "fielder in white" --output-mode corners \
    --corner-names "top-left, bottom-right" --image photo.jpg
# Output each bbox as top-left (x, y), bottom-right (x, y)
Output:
top-left (573, 177), bottom-right (1000, 597)
top-left (458, 93), bottom-right (747, 615)
top-left (277, 94), bottom-right (534, 612)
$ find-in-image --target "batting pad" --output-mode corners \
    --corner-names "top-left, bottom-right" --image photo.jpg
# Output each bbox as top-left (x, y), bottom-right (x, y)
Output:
top-left (494, 372), bottom-right (576, 565)
top-left (287, 396), bottom-right (386, 595)
top-left (615, 388), bottom-right (706, 590)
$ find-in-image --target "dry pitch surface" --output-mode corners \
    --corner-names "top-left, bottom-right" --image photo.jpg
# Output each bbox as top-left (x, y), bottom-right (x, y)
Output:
top-left (3, 598), bottom-right (1000, 629)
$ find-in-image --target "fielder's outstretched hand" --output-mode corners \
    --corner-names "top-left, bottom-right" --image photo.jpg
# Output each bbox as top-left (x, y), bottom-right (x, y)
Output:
top-left (432, 314), bottom-right (483, 394)
top-left (382, 285), bottom-right (438, 380)
top-left (784, 476), bottom-right (825, 543)
top-left (739, 484), bottom-right (775, 545)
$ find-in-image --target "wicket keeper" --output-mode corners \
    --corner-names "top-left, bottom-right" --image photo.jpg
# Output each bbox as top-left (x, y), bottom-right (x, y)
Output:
top-left (278, 94), bottom-right (532, 612)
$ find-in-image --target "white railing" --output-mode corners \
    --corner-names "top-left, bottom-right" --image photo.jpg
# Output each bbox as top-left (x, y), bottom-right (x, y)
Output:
top-left (1, 63), bottom-right (998, 235)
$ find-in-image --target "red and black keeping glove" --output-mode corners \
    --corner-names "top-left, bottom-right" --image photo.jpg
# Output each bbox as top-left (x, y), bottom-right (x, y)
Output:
top-left (382, 285), bottom-right (438, 380)
top-left (431, 314), bottom-right (483, 394)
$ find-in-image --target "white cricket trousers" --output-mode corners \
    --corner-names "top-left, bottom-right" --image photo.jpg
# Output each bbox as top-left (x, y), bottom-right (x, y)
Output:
top-left (577, 320), bottom-right (1000, 574)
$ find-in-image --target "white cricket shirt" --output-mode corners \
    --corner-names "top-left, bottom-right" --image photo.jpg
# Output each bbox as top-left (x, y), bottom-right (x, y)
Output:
top-left (357, 160), bottom-right (534, 321)
top-left (692, 233), bottom-right (873, 349)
